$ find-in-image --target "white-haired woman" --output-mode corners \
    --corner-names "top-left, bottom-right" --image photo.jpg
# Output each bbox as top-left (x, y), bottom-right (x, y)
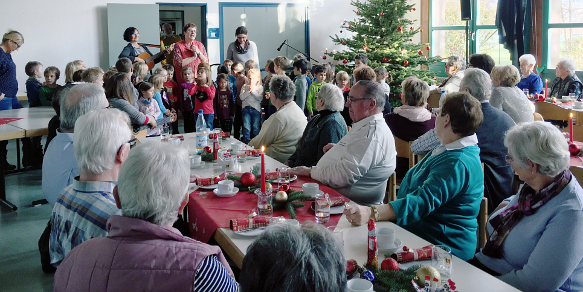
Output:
top-left (431, 55), bottom-right (466, 95)
top-left (472, 121), bottom-right (583, 292)
top-left (287, 84), bottom-right (347, 167)
top-left (516, 54), bottom-right (543, 94)
top-left (550, 57), bottom-right (583, 100)
top-left (249, 75), bottom-right (307, 163)
top-left (490, 65), bottom-right (534, 124)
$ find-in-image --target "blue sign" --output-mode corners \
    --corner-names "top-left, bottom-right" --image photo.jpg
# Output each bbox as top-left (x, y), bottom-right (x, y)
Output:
top-left (208, 28), bottom-right (219, 39)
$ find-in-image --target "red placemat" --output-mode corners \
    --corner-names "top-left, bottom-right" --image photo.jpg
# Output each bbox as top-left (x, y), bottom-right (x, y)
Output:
top-left (187, 174), bottom-right (349, 242)
top-left (0, 118), bottom-right (22, 125)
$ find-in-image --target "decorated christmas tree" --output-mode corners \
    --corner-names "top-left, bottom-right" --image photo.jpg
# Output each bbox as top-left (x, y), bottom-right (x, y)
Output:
top-left (327, 0), bottom-right (442, 108)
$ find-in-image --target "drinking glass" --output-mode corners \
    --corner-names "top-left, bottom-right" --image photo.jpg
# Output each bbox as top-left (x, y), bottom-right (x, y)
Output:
top-left (236, 150), bottom-right (247, 163)
top-left (315, 193), bottom-right (331, 223)
top-left (431, 245), bottom-right (453, 286)
top-left (161, 123), bottom-right (171, 142)
top-left (570, 93), bottom-right (577, 101)
top-left (523, 88), bottom-right (529, 97)
top-left (255, 189), bottom-right (273, 218)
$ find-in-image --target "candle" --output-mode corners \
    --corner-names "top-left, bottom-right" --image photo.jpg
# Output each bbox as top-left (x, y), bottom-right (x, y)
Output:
top-left (261, 146), bottom-right (266, 192)
top-left (545, 79), bottom-right (548, 97)
top-left (570, 113), bottom-right (574, 143)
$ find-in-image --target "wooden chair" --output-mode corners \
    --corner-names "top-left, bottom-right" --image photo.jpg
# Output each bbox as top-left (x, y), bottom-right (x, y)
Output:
top-left (534, 102), bottom-right (572, 121)
top-left (394, 136), bottom-right (416, 169)
top-left (570, 166), bottom-right (583, 183)
top-left (477, 197), bottom-right (488, 250)
top-left (427, 91), bottom-right (441, 109)
top-left (533, 112), bottom-right (544, 121)
top-left (385, 172), bottom-right (397, 203)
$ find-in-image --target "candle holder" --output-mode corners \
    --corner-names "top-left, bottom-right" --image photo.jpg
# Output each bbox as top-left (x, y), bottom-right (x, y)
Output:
top-left (255, 189), bottom-right (273, 218)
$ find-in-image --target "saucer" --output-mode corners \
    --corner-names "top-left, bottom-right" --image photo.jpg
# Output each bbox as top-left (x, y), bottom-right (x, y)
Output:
top-left (378, 238), bottom-right (402, 255)
top-left (305, 190), bottom-right (324, 198)
top-left (213, 187), bottom-right (239, 198)
top-left (190, 161), bottom-right (206, 169)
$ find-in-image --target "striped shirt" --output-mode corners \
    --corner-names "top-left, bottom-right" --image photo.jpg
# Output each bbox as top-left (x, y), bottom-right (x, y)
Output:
top-left (49, 179), bottom-right (121, 267)
top-left (194, 256), bottom-right (240, 291)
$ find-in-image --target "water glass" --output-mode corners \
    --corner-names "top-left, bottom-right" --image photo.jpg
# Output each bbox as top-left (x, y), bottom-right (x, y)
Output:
top-left (161, 124), bottom-right (171, 142)
top-left (255, 189), bottom-right (273, 218)
top-left (236, 150), bottom-right (247, 163)
top-left (315, 193), bottom-right (331, 223)
top-left (431, 245), bottom-right (453, 286)
top-left (570, 93), bottom-right (577, 101)
top-left (523, 88), bottom-right (529, 97)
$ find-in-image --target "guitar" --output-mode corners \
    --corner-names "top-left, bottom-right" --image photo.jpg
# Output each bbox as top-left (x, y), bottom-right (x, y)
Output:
top-left (136, 43), bottom-right (175, 70)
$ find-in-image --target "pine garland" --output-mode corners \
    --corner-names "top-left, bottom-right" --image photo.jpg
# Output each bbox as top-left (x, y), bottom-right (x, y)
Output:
top-left (362, 264), bottom-right (421, 292)
top-left (273, 190), bottom-right (312, 219)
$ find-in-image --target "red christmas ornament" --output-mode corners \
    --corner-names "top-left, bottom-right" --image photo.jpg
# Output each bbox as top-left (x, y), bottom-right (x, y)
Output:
top-left (203, 146), bottom-right (212, 153)
top-left (381, 258), bottom-right (399, 271)
top-left (322, 55), bottom-right (327, 60)
top-left (356, 11), bottom-right (359, 14)
top-left (399, 93), bottom-right (402, 98)
top-left (403, 60), bottom-right (409, 66)
top-left (382, 57), bottom-right (387, 62)
top-left (381, 12), bottom-right (385, 16)
top-left (413, 8), bottom-right (416, 11)
top-left (410, 27), bottom-right (414, 30)
top-left (343, 59), bottom-right (348, 64)
top-left (342, 22), bottom-right (346, 25)
top-left (279, 184), bottom-right (290, 192)
top-left (418, 50), bottom-right (423, 55)
top-left (410, 38), bottom-right (413, 41)
top-left (346, 259), bottom-right (358, 275)
top-left (362, 45), bottom-right (368, 51)
top-left (340, 30), bottom-right (343, 33)
top-left (240, 172), bottom-right (256, 187)
top-left (403, 246), bottom-right (409, 251)
top-left (349, 25), bottom-right (352, 29)
top-left (569, 143), bottom-right (580, 156)
top-left (342, 41), bottom-right (346, 45)
top-left (426, 45), bottom-right (431, 50)
top-left (420, 29), bottom-right (423, 32)
top-left (397, 26), bottom-right (402, 31)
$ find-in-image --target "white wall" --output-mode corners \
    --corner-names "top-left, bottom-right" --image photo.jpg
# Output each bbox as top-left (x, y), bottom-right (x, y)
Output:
top-left (0, 0), bottom-right (421, 96)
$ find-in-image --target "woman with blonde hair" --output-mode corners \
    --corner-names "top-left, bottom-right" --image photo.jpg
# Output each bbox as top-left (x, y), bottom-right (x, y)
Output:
top-left (490, 65), bottom-right (534, 124)
top-left (64, 60), bottom-right (86, 83)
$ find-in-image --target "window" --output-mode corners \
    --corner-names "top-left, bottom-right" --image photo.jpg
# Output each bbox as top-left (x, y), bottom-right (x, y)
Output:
top-left (544, 0), bottom-right (583, 69)
top-left (429, 0), bottom-right (512, 66)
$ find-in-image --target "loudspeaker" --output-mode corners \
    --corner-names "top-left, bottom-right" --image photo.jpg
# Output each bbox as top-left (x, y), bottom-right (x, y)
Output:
top-left (461, 0), bottom-right (472, 20)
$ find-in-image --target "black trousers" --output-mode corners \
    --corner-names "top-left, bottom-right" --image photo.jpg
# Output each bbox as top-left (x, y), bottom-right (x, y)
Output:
top-left (183, 111), bottom-right (196, 133)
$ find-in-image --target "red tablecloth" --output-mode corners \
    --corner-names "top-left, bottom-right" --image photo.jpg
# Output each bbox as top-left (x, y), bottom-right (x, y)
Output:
top-left (187, 174), bottom-right (349, 242)
top-left (0, 118), bottom-right (22, 125)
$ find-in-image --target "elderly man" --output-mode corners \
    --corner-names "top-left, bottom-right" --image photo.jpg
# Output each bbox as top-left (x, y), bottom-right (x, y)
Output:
top-left (249, 75), bottom-right (307, 163)
top-left (240, 222), bottom-right (346, 292)
top-left (49, 109), bottom-right (131, 268)
top-left (160, 23), bottom-right (181, 66)
top-left (291, 80), bottom-right (396, 206)
top-left (42, 83), bottom-right (109, 206)
top-left (54, 143), bottom-right (238, 292)
top-left (411, 68), bottom-right (515, 212)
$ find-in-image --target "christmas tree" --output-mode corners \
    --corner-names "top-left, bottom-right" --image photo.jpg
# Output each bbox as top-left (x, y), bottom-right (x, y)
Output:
top-left (327, 0), bottom-right (442, 108)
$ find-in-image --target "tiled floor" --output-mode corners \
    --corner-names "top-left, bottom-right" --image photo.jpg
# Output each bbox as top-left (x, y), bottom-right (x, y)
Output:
top-left (0, 138), bottom-right (54, 292)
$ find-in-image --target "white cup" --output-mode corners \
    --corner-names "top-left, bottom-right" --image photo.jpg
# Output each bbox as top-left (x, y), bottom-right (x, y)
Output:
top-left (190, 155), bottom-right (202, 167)
top-left (231, 142), bottom-right (240, 153)
top-left (302, 183), bottom-right (319, 197)
top-left (217, 180), bottom-right (235, 193)
top-left (575, 101), bottom-right (583, 108)
top-left (346, 278), bottom-right (374, 292)
top-left (377, 227), bottom-right (396, 249)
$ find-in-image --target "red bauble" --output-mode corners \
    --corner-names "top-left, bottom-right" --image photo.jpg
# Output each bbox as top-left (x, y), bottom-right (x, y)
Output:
top-left (349, 25), bottom-right (352, 29)
top-left (203, 146), bottom-right (212, 153)
top-left (362, 45), bottom-right (368, 50)
top-left (413, 8), bottom-right (417, 11)
top-left (382, 57), bottom-right (387, 62)
top-left (399, 93), bottom-right (402, 98)
top-left (381, 258), bottom-right (399, 271)
top-left (418, 51), bottom-right (423, 55)
top-left (569, 143), bottom-right (580, 156)
top-left (322, 55), bottom-right (327, 60)
top-left (343, 59), bottom-right (348, 64)
top-left (410, 38), bottom-right (413, 41)
top-left (356, 11), bottom-right (359, 14)
top-left (397, 26), bottom-right (402, 31)
top-left (279, 184), bottom-right (290, 192)
top-left (403, 246), bottom-right (409, 251)
top-left (420, 29), bottom-right (424, 32)
top-left (342, 22), bottom-right (346, 25)
top-left (403, 60), bottom-right (409, 66)
top-left (240, 172), bottom-right (256, 187)
top-left (410, 27), bottom-right (414, 30)
top-left (340, 30), bottom-right (343, 33)
top-left (346, 259), bottom-right (358, 274)
top-left (426, 45), bottom-right (431, 50)
top-left (381, 12), bottom-right (385, 16)
top-left (342, 41), bottom-right (346, 45)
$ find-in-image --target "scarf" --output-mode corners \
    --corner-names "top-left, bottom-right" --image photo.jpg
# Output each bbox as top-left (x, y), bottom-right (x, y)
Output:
top-left (235, 40), bottom-right (250, 55)
top-left (141, 98), bottom-right (152, 105)
top-left (482, 170), bottom-right (571, 258)
top-left (393, 105), bottom-right (432, 122)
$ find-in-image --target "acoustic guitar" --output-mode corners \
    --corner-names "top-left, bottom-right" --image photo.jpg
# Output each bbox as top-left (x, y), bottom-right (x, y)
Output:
top-left (136, 43), bottom-right (174, 70)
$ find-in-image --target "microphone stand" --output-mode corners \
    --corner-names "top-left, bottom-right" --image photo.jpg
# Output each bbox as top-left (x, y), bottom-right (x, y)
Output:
top-left (278, 41), bottom-right (320, 64)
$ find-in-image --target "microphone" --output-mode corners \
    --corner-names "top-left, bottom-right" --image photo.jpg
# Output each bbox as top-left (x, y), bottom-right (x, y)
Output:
top-left (277, 40), bottom-right (286, 51)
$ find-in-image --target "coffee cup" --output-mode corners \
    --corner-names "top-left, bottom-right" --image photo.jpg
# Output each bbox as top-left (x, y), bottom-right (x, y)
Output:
top-left (231, 142), bottom-right (240, 153)
top-left (377, 227), bottom-right (396, 249)
top-left (302, 183), bottom-right (320, 197)
top-left (218, 180), bottom-right (235, 193)
top-left (575, 101), bottom-right (583, 108)
top-left (346, 278), bottom-right (374, 292)
top-left (190, 155), bottom-right (202, 167)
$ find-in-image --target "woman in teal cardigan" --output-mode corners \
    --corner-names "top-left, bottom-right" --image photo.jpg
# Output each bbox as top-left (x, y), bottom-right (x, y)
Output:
top-left (344, 92), bottom-right (484, 260)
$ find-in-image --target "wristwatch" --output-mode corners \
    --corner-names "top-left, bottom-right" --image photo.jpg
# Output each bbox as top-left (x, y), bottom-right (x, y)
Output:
top-left (370, 206), bottom-right (379, 221)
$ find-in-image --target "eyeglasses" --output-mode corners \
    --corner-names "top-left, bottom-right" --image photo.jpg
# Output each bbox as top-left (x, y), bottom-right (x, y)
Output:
top-left (118, 137), bottom-right (137, 153)
top-left (186, 29), bottom-right (197, 33)
top-left (504, 155), bottom-right (513, 164)
top-left (346, 97), bottom-right (371, 103)
top-left (11, 40), bottom-right (21, 49)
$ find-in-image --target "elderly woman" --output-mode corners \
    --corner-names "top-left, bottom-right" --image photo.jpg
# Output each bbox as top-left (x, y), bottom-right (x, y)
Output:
top-left (54, 143), bottom-right (238, 291)
top-left (249, 75), bottom-right (307, 163)
top-left (550, 57), bottom-right (583, 100)
top-left (471, 121), bottom-right (583, 292)
top-left (174, 23), bottom-right (208, 84)
top-left (240, 222), bottom-right (346, 292)
top-left (286, 84), bottom-right (347, 167)
top-left (345, 92), bottom-right (484, 260)
top-left (226, 26), bottom-right (259, 68)
top-left (431, 55), bottom-right (466, 95)
top-left (516, 54), bottom-right (543, 94)
top-left (490, 65), bottom-right (534, 124)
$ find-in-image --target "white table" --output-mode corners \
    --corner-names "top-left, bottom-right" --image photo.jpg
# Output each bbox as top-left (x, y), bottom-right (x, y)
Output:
top-left (0, 107), bottom-right (55, 137)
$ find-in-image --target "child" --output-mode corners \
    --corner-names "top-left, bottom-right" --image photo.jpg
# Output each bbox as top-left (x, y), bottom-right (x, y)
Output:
top-left (137, 82), bottom-right (162, 137)
top-left (232, 62), bottom-right (245, 139)
top-left (214, 73), bottom-right (235, 134)
top-left (222, 59), bottom-right (233, 75)
top-left (149, 73), bottom-right (168, 119)
top-left (82, 67), bottom-right (105, 87)
top-left (72, 69), bottom-right (85, 82)
top-left (178, 67), bottom-right (196, 133)
top-left (162, 64), bottom-right (179, 133)
top-left (262, 59), bottom-right (273, 85)
top-left (292, 59), bottom-right (308, 111)
top-left (306, 65), bottom-right (327, 118)
top-left (133, 62), bottom-right (149, 84)
top-left (240, 68), bottom-right (263, 143)
top-left (188, 66), bottom-right (216, 130)
top-left (336, 71), bottom-right (350, 91)
top-left (25, 61), bottom-right (43, 107)
top-left (39, 66), bottom-right (62, 107)
top-left (64, 60), bottom-right (86, 83)
top-left (374, 66), bottom-right (393, 115)
top-left (324, 63), bottom-right (335, 83)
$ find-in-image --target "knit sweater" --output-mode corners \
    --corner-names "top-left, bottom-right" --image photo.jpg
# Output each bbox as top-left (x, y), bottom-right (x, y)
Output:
top-left (490, 86), bottom-right (534, 124)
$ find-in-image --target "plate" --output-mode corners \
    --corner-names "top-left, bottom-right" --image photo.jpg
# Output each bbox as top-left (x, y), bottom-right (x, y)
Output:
top-left (379, 238), bottom-right (403, 255)
top-left (311, 201), bottom-right (345, 214)
top-left (270, 175), bottom-right (298, 184)
top-left (234, 227), bottom-right (266, 236)
top-left (213, 187), bottom-right (239, 198)
top-left (190, 161), bottom-right (206, 169)
top-left (199, 184), bottom-right (219, 190)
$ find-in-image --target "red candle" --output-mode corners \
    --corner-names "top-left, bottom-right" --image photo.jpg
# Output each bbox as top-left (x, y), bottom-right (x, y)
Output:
top-left (261, 146), bottom-right (266, 192)
top-left (545, 79), bottom-right (548, 97)
top-left (570, 113), bottom-right (574, 143)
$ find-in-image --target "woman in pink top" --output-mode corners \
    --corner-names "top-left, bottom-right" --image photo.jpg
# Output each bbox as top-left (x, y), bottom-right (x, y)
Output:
top-left (173, 23), bottom-right (208, 84)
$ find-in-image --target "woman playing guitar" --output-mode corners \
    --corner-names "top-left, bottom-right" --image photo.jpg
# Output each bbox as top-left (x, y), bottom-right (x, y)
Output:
top-left (119, 27), bottom-right (174, 69)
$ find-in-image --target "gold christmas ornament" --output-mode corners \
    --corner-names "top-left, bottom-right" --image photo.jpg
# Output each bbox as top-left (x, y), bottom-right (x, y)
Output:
top-left (414, 266), bottom-right (441, 286)
top-left (275, 191), bottom-right (288, 202)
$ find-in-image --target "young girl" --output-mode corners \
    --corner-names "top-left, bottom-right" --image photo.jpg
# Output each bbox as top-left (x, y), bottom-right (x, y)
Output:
top-left (149, 73), bottom-right (168, 119)
top-left (240, 68), bottom-right (263, 143)
top-left (178, 67), bottom-right (196, 133)
top-left (336, 71), bottom-right (350, 91)
top-left (188, 66), bottom-right (216, 129)
top-left (137, 82), bottom-right (162, 136)
top-left (64, 60), bottom-right (86, 84)
top-left (214, 73), bottom-right (235, 134)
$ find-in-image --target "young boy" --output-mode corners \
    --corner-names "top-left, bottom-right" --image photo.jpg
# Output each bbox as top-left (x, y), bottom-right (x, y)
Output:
top-left (222, 59), bottom-right (233, 75)
top-left (25, 61), bottom-right (43, 107)
top-left (178, 67), bottom-right (196, 133)
top-left (293, 59), bottom-right (309, 111)
top-left (39, 66), bottom-right (62, 107)
top-left (374, 66), bottom-right (393, 115)
top-left (336, 71), bottom-right (350, 92)
top-left (232, 62), bottom-right (246, 139)
top-left (81, 67), bottom-right (105, 87)
top-left (214, 73), bottom-right (235, 134)
top-left (306, 65), bottom-right (327, 118)
top-left (162, 64), bottom-right (179, 134)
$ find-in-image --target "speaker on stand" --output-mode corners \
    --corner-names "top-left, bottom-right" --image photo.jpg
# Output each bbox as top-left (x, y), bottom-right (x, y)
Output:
top-left (461, 0), bottom-right (472, 63)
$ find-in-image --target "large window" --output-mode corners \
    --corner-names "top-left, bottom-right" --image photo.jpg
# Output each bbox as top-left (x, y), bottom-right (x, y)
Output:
top-left (544, 0), bottom-right (583, 69)
top-left (429, 0), bottom-right (511, 65)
